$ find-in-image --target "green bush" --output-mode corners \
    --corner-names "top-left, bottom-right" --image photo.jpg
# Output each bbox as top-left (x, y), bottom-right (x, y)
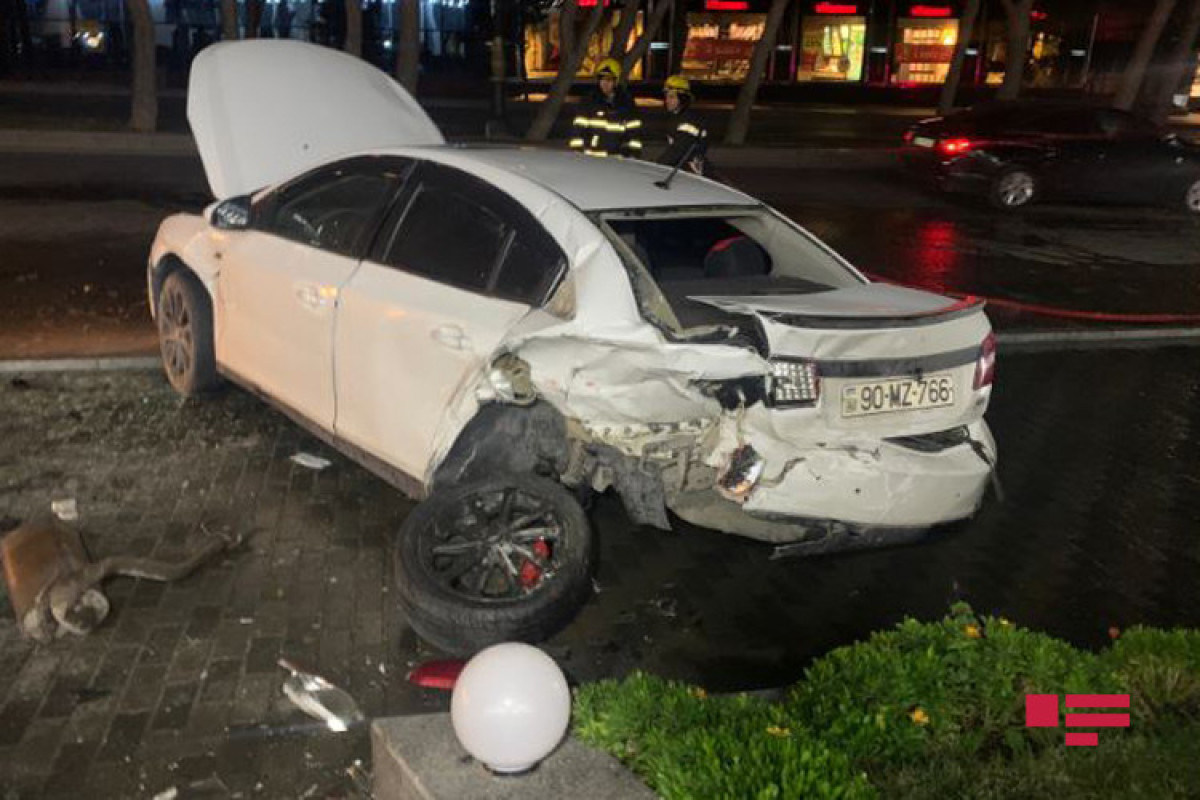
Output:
top-left (573, 605), bottom-right (1200, 799)
top-left (574, 672), bottom-right (875, 800)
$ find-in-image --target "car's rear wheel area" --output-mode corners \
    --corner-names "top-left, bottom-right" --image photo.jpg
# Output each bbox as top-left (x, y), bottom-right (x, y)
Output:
top-left (393, 474), bottom-right (594, 655)
top-left (989, 168), bottom-right (1037, 211)
top-left (157, 270), bottom-right (219, 396)
top-left (1184, 178), bottom-right (1200, 215)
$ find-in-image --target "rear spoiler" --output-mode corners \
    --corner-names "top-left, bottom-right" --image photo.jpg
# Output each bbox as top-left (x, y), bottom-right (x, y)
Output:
top-left (767, 296), bottom-right (986, 330)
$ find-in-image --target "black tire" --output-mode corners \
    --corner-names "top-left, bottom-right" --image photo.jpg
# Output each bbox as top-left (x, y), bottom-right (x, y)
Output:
top-left (157, 269), bottom-right (219, 396)
top-left (988, 168), bottom-right (1037, 211)
top-left (394, 474), bottom-right (594, 655)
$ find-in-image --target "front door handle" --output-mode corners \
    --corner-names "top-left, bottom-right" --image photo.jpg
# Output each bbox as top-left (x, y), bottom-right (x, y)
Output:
top-left (431, 324), bottom-right (468, 350)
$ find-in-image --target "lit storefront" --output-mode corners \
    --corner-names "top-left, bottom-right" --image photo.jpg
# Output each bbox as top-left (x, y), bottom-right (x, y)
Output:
top-left (523, 1), bottom-right (645, 80)
top-left (893, 5), bottom-right (958, 85)
top-left (682, 3), bottom-right (764, 81)
top-left (797, 3), bottom-right (866, 82)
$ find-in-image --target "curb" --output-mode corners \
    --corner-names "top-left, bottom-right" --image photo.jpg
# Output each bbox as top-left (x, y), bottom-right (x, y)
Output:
top-left (2, 327), bottom-right (1198, 374)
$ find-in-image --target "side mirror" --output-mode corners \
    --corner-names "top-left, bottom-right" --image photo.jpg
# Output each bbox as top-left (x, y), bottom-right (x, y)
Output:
top-left (211, 196), bottom-right (252, 230)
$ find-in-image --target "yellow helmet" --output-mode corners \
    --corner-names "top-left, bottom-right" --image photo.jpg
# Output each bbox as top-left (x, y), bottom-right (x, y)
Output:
top-left (595, 58), bottom-right (622, 79)
top-left (664, 74), bottom-right (691, 95)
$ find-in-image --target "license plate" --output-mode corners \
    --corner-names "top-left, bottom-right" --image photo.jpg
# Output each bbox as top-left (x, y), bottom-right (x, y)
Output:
top-left (912, 136), bottom-right (935, 148)
top-left (841, 374), bottom-right (955, 418)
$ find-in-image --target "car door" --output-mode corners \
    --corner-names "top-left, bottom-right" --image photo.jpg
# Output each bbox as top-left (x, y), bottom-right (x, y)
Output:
top-left (1008, 109), bottom-right (1105, 199)
top-left (216, 157), bottom-right (406, 428)
top-left (333, 161), bottom-right (568, 485)
top-left (1091, 110), bottom-right (1181, 203)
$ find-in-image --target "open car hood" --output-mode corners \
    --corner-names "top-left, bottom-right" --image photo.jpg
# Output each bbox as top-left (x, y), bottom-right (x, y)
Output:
top-left (187, 40), bottom-right (444, 199)
top-left (687, 283), bottom-right (979, 325)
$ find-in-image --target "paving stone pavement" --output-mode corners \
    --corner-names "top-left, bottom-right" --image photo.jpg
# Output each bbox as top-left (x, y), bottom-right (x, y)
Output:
top-left (2, 350), bottom-right (1200, 797)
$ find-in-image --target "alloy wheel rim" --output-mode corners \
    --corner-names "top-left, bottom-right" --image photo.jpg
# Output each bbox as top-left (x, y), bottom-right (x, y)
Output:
top-left (419, 487), bottom-right (564, 604)
top-left (159, 286), bottom-right (193, 379)
top-left (1187, 182), bottom-right (1200, 213)
top-left (998, 173), bottom-right (1034, 207)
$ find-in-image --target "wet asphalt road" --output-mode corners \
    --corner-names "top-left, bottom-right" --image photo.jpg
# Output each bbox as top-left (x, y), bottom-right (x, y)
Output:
top-left (2, 151), bottom-right (1199, 358)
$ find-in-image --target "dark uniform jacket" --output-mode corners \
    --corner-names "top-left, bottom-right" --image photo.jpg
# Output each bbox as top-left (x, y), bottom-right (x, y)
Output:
top-left (657, 107), bottom-right (712, 177)
top-left (568, 87), bottom-right (644, 158)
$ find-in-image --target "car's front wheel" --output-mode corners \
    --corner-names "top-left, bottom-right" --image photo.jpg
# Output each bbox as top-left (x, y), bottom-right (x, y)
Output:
top-left (1184, 178), bottom-right (1200, 215)
top-left (157, 270), bottom-right (219, 396)
top-left (393, 474), bottom-right (594, 655)
top-left (989, 168), bottom-right (1037, 211)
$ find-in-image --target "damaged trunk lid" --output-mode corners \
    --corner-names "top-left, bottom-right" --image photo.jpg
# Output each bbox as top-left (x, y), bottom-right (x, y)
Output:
top-left (687, 283), bottom-right (992, 436)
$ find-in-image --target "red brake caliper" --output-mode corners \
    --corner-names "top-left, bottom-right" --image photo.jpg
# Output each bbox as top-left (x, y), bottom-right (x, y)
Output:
top-left (519, 538), bottom-right (553, 590)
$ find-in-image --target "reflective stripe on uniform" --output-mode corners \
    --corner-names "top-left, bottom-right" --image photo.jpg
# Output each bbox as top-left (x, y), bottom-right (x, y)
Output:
top-left (583, 150), bottom-right (609, 157)
top-left (568, 138), bottom-right (585, 148)
top-left (625, 119), bottom-right (643, 130)
top-left (677, 123), bottom-right (702, 136)
top-left (590, 135), bottom-right (600, 148)
top-left (627, 140), bottom-right (643, 149)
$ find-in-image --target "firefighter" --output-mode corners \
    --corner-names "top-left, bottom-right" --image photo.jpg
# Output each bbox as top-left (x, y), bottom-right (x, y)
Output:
top-left (657, 74), bottom-right (713, 177)
top-left (568, 58), bottom-right (643, 158)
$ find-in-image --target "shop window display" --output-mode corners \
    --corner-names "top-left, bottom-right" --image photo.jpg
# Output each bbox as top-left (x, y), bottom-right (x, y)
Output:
top-left (894, 18), bottom-right (957, 84)
top-left (798, 14), bottom-right (865, 82)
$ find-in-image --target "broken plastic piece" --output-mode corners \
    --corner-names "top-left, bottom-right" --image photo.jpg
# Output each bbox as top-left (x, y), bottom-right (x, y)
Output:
top-left (279, 658), bottom-right (365, 732)
top-left (290, 452), bottom-right (332, 470)
top-left (50, 498), bottom-right (79, 522)
top-left (716, 445), bottom-right (765, 502)
top-left (406, 659), bottom-right (467, 691)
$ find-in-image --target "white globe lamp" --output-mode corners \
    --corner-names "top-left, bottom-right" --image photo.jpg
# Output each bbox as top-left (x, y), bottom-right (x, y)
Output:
top-left (450, 642), bottom-right (571, 774)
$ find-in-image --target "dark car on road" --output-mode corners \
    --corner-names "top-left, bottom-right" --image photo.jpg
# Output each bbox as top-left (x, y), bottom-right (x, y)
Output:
top-left (901, 102), bottom-right (1200, 214)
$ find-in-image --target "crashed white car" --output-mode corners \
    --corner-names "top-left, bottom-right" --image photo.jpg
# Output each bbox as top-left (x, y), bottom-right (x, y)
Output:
top-left (148, 41), bottom-right (997, 653)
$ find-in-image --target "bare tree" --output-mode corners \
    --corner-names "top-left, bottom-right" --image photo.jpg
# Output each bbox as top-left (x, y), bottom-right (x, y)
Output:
top-left (725, 0), bottom-right (789, 145)
top-left (126, 0), bottom-right (157, 132)
top-left (1149, 0), bottom-right (1200, 119)
top-left (997, 0), bottom-right (1034, 101)
top-left (526, 0), bottom-right (607, 142)
top-left (1115, 0), bottom-right (1178, 110)
top-left (345, 0), bottom-right (362, 55)
top-left (620, 0), bottom-right (673, 78)
top-left (937, 0), bottom-right (981, 115)
top-left (245, 0), bottom-right (262, 38)
top-left (221, 0), bottom-right (238, 40)
top-left (608, 0), bottom-right (640, 60)
top-left (396, 0), bottom-right (420, 93)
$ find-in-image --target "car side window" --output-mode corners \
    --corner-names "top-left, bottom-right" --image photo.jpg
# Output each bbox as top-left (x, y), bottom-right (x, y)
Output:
top-left (1028, 110), bottom-right (1100, 137)
top-left (381, 182), bottom-right (508, 293)
top-left (260, 163), bottom-right (404, 258)
top-left (376, 163), bottom-right (568, 304)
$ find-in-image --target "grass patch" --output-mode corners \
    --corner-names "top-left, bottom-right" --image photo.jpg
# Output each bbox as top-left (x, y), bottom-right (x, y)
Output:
top-left (573, 604), bottom-right (1200, 799)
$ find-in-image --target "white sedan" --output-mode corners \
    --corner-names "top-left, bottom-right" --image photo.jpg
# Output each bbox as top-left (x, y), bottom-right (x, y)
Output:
top-left (148, 41), bottom-right (998, 653)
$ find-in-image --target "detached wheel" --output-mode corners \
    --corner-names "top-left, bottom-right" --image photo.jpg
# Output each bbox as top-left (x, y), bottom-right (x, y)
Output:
top-left (394, 474), bottom-right (594, 655)
top-left (157, 270), bottom-right (218, 396)
top-left (1184, 179), bottom-right (1200, 215)
top-left (989, 168), bottom-right (1037, 211)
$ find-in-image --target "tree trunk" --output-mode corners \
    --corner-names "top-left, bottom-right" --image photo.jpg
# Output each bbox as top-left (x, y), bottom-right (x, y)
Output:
top-left (1147, 0), bottom-right (1200, 119)
top-left (344, 0), bottom-right (362, 55)
top-left (395, 0), bottom-right (420, 93)
top-left (621, 0), bottom-right (673, 78)
top-left (608, 0), bottom-right (640, 60)
top-left (937, 0), bottom-right (980, 115)
top-left (526, 0), bottom-right (606, 141)
top-left (221, 0), bottom-right (238, 40)
top-left (245, 0), bottom-right (262, 38)
top-left (126, 0), bottom-right (157, 132)
top-left (668, 0), bottom-right (687, 75)
top-left (1113, 0), bottom-right (1179, 112)
top-left (997, 0), bottom-right (1033, 101)
top-left (725, 0), bottom-right (789, 145)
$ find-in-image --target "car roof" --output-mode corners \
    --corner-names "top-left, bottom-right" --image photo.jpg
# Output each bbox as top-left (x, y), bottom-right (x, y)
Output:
top-left (387, 145), bottom-right (760, 212)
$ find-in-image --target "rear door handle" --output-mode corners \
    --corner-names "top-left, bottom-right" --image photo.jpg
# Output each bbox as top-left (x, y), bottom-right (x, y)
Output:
top-left (431, 324), bottom-right (469, 350)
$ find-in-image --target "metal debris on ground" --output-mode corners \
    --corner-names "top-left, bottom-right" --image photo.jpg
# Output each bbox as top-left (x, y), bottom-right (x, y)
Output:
top-left (290, 452), bottom-right (332, 471)
top-left (279, 658), bottom-right (365, 732)
top-left (1, 515), bottom-right (242, 642)
top-left (50, 498), bottom-right (79, 522)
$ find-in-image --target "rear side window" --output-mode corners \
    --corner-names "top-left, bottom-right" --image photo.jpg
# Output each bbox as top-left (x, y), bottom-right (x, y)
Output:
top-left (382, 186), bottom-right (507, 292)
top-left (494, 228), bottom-right (566, 305)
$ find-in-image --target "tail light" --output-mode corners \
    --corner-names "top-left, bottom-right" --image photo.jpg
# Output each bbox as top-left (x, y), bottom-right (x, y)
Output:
top-left (973, 332), bottom-right (996, 390)
top-left (903, 129), bottom-right (916, 144)
top-left (767, 358), bottom-right (820, 407)
top-left (938, 137), bottom-right (974, 156)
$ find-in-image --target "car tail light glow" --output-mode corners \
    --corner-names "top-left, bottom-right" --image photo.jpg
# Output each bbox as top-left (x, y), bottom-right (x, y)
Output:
top-left (938, 137), bottom-right (974, 156)
top-left (768, 358), bottom-right (820, 407)
top-left (973, 332), bottom-right (996, 390)
top-left (903, 129), bottom-right (915, 144)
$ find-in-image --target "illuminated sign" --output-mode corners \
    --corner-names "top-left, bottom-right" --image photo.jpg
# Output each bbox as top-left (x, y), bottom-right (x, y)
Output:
top-left (910, 4), bottom-right (953, 17)
top-left (814, 2), bottom-right (859, 13)
top-left (706, 0), bottom-right (751, 9)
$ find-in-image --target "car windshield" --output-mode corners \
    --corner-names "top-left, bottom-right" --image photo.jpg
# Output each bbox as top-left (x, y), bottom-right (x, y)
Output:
top-left (597, 206), bottom-right (863, 332)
